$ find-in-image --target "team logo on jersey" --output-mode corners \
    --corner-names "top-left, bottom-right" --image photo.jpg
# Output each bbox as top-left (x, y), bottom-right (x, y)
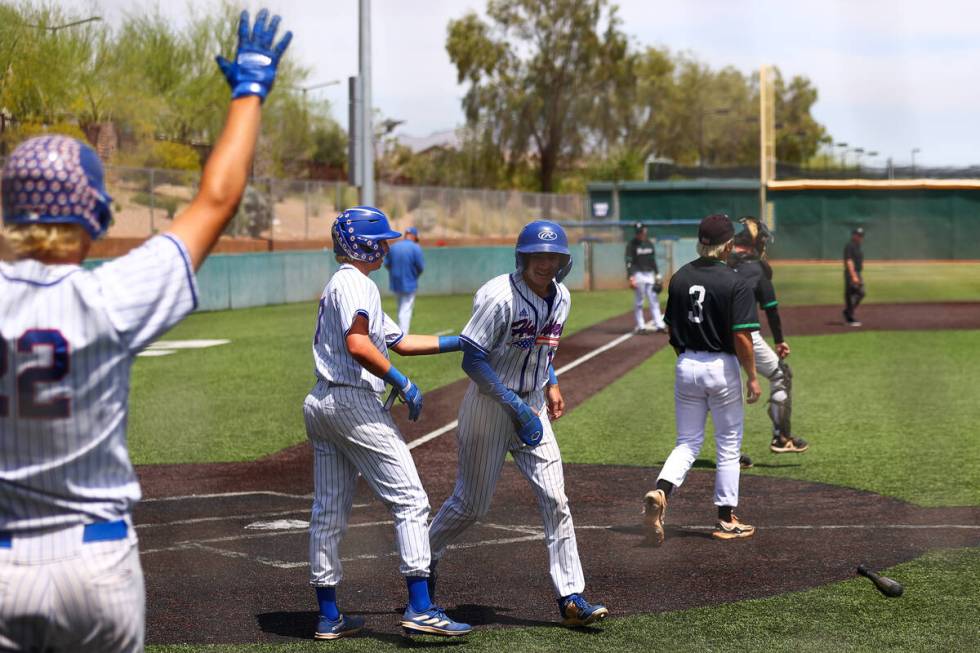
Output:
top-left (519, 307), bottom-right (528, 318)
top-left (538, 230), bottom-right (557, 241)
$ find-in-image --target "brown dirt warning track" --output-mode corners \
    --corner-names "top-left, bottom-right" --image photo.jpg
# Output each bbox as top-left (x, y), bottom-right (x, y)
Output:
top-left (136, 302), bottom-right (980, 645)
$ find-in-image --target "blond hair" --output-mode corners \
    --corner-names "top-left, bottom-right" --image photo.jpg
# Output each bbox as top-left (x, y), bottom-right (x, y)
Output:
top-left (1, 223), bottom-right (89, 261)
top-left (696, 238), bottom-right (734, 261)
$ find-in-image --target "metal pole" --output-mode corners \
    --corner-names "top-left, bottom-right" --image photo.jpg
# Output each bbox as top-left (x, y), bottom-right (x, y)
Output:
top-left (359, 0), bottom-right (374, 206)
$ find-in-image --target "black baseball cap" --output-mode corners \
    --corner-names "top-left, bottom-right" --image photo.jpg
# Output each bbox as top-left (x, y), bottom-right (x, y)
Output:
top-left (698, 214), bottom-right (735, 246)
top-left (852, 227), bottom-right (865, 235)
top-left (634, 222), bottom-right (646, 231)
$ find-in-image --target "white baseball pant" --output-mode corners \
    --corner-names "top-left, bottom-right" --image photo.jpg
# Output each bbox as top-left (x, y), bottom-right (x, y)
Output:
top-left (303, 383), bottom-right (431, 586)
top-left (658, 351), bottom-right (745, 507)
top-left (428, 385), bottom-right (585, 597)
top-left (0, 523), bottom-right (144, 653)
top-left (632, 271), bottom-right (665, 330)
top-left (395, 292), bottom-right (416, 335)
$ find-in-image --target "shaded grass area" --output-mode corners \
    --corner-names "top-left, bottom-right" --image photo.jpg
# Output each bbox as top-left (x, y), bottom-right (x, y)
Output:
top-left (769, 261), bottom-right (980, 306)
top-left (147, 547), bottom-right (980, 652)
top-left (555, 330), bottom-right (980, 507)
top-left (128, 290), bottom-right (634, 464)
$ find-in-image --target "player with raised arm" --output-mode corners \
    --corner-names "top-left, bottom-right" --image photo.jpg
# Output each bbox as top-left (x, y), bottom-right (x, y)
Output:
top-left (303, 206), bottom-right (471, 640)
top-left (728, 217), bottom-right (808, 468)
top-left (643, 214), bottom-right (761, 546)
top-left (427, 221), bottom-right (609, 628)
top-left (0, 10), bottom-right (290, 651)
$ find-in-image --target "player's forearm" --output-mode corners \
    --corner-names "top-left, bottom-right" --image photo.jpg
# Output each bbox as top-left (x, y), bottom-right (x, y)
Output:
top-left (845, 260), bottom-right (860, 283)
top-left (764, 306), bottom-right (784, 343)
top-left (346, 333), bottom-right (391, 379)
top-left (391, 335), bottom-right (460, 356)
top-left (461, 343), bottom-right (525, 419)
top-left (733, 331), bottom-right (757, 381)
top-left (168, 98), bottom-right (261, 269)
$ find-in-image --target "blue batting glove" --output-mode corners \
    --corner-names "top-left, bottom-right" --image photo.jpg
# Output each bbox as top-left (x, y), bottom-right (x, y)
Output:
top-left (215, 9), bottom-right (293, 102)
top-left (513, 402), bottom-right (543, 447)
top-left (384, 365), bottom-right (424, 422)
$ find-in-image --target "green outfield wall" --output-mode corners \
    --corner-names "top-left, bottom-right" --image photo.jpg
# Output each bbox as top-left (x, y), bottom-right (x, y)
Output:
top-left (588, 180), bottom-right (980, 259)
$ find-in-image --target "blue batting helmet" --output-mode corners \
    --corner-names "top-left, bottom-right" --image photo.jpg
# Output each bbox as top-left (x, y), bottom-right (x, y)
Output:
top-left (515, 220), bottom-right (573, 282)
top-left (331, 206), bottom-right (401, 262)
top-left (2, 135), bottom-right (113, 240)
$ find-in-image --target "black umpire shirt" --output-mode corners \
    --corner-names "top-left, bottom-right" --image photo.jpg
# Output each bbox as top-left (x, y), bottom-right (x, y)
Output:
top-left (664, 257), bottom-right (759, 354)
top-left (844, 240), bottom-right (864, 278)
top-left (625, 237), bottom-right (659, 276)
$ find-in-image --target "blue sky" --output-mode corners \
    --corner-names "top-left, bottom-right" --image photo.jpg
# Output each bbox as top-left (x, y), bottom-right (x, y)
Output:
top-left (63, 0), bottom-right (980, 167)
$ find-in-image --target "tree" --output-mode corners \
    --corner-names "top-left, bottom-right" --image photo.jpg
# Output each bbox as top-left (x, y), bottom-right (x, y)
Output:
top-left (447, 0), bottom-right (630, 192)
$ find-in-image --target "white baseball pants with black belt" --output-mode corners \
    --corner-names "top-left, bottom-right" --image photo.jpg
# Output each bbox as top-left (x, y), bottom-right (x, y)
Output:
top-left (428, 384), bottom-right (585, 597)
top-left (658, 350), bottom-right (745, 507)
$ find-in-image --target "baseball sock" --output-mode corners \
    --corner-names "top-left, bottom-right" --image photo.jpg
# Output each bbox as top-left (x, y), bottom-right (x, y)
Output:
top-left (718, 506), bottom-right (733, 522)
top-left (406, 576), bottom-right (431, 612)
top-left (315, 587), bottom-right (340, 620)
top-left (655, 479), bottom-right (675, 497)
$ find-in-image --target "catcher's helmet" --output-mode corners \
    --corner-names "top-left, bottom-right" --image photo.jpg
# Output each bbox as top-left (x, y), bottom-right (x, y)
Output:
top-left (332, 206), bottom-right (401, 262)
top-left (2, 135), bottom-right (113, 240)
top-left (735, 215), bottom-right (773, 258)
top-left (515, 220), bottom-right (573, 282)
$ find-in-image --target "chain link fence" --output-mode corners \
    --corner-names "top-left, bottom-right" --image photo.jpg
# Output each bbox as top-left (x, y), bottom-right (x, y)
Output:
top-left (0, 159), bottom-right (588, 244)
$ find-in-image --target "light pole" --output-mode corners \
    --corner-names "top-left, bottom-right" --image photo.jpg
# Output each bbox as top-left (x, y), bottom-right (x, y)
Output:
top-left (911, 147), bottom-right (921, 175)
top-left (853, 147), bottom-right (865, 171)
top-left (836, 142), bottom-right (849, 169)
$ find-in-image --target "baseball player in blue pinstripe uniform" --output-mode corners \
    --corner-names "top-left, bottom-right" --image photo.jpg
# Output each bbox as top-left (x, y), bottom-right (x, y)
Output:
top-left (0, 10), bottom-right (290, 651)
top-left (427, 220), bottom-right (608, 627)
top-left (303, 206), bottom-right (471, 639)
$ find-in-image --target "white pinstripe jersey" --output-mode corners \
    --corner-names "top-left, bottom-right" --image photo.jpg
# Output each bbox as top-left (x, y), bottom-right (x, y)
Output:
top-left (460, 272), bottom-right (569, 394)
top-left (0, 235), bottom-right (198, 532)
top-left (311, 264), bottom-right (403, 392)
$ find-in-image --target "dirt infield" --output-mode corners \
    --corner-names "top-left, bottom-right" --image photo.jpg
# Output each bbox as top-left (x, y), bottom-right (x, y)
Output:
top-left (136, 302), bottom-right (980, 645)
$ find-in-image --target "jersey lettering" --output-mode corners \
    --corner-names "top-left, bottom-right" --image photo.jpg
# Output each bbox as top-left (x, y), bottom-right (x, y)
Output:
top-left (688, 285), bottom-right (706, 323)
top-left (0, 330), bottom-right (71, 419)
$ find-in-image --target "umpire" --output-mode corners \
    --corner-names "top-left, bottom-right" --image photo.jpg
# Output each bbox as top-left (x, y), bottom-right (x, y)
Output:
top-left (643, 214), bottom-right (761, 545)
top-left (843, 227), bottom-right (865, 326)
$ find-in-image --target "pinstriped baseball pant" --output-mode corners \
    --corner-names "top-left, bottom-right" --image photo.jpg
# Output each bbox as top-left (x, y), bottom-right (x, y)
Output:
top-left (429, 384), bottom-right (585, 597)
top-left (303, 383), bottom-right (431, 586)
top-left (0, 522), bottom-right (144, 652)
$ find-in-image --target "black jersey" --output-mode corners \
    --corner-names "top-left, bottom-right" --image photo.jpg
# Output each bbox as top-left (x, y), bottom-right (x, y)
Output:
top-left (664, 257), bottom-right (759, 354)
top-left (626, 237), bottom-right (659, 276)
top-left (728, 252), bottom-right (779, 310)
top-left (844, 240), bottom-right (863, 275)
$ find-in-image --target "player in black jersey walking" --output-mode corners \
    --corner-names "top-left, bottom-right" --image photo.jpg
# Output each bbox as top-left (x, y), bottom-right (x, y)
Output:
top-left (643, 214), bottom-right (761, 545)
top-left (843, 227), bottom-right (865, 326)
top-left (625, 223), bottom-right (666, 333)
top-left (728, 217), bottom-right (809, 469)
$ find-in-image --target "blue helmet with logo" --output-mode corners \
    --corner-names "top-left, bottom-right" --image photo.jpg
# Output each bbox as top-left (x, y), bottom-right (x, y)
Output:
top-left (331, 206), bottom-right (401, 262)
top-left (2, 135), bottom-right (113, 239)
top-left (514, 220), bottom-right (573, 282)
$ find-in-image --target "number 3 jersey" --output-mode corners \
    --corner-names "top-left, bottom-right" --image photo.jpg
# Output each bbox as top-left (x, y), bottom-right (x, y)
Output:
top-left (0, 235), bottom-right (198, 531)
top-left (664, 257), bottom-right (759, 354)
top-left (460, 272), bottom-right (569, 395)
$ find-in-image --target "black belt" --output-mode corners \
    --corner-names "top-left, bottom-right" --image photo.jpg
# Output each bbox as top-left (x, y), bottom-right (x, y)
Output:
top-left (0, 520), bottom-right (128, 548)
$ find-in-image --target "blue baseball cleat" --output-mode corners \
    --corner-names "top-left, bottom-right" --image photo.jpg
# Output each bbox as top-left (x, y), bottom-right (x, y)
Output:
top-left (314, 613), bottom-right (364, 640)
top-left (401, 605), bottom-right (471, 636)
top-left (558, 594), bottom-right (609, 627)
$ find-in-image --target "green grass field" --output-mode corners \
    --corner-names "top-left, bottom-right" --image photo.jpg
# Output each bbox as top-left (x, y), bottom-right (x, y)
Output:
top-left (133, 273), bottom-right (980, 652)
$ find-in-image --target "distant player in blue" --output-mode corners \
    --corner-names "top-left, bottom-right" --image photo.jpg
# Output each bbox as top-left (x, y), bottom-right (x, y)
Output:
top-left (0, 10), bottom-right (290, 651)
top-left (385, 226), bottom-right (425, 334)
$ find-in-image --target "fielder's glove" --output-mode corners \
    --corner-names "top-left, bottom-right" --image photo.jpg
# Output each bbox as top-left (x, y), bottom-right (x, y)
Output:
top-left (512, 401), bottom-right (544, 447)
top-left (383, 365), bottom-right (423, 421)
top-left (216, 9), bottom-right (293, 102)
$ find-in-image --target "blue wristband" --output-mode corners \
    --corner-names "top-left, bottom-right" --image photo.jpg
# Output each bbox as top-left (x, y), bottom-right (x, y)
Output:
top-left (383, 364), bottom-right (408, 389)
top-left (548, 365), bottom-right (558, 386)
top-left (438, 335), bottom-right (461, 352)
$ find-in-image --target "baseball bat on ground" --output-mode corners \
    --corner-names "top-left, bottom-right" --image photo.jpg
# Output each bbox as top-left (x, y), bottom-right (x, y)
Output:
top-left (856, 564), bottom-right (904, 597)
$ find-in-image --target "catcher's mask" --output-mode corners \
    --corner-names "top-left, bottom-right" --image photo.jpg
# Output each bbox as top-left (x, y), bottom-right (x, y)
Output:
top-left (735, 216), bottom-right (773, 258)
top-left (515, 220), bottom-right (573, 283)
